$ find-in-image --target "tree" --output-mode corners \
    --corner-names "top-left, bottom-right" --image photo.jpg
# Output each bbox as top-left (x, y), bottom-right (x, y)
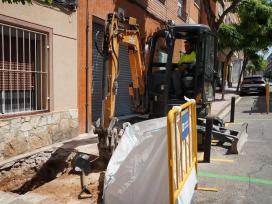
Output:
top-left (202, 1), bottom-right (243, 99)
top-left (202, 0), bottom-right (243, 33)
top-left (218, 23), bottom-right (242, 99)
top-left (217, 0), bottom-right (272, 92)
top-left (235, 0), bottom-right (272, 91)
top-left (246, 54), bottom-right (268, 75)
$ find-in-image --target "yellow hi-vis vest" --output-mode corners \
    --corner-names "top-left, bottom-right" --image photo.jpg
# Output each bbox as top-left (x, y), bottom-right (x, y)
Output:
top-left (178, 51), bottom-right (196, 64)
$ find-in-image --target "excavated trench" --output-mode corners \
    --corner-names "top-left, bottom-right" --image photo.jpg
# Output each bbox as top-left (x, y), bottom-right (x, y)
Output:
top-left (0, 147), bottom-right (107, 203)
top-left (0, 117), bottom-right (147, 203)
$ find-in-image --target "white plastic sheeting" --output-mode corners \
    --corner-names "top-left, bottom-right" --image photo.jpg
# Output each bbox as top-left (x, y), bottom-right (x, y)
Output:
top-left (103, 117), bottom-right (197, 204)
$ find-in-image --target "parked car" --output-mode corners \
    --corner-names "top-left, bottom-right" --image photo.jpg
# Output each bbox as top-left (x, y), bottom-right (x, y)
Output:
top-left (240, 75), bottom-right (266, 95)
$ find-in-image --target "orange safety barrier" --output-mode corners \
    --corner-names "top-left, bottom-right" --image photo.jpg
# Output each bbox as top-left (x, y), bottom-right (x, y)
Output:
top-left (167, 100), bottom-right (198, 204)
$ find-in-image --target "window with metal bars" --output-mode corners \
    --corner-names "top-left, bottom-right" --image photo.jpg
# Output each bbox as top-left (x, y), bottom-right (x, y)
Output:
top-left (0, 23), bottom-right (49, 115)
top-left (178, 0), bottom-right (188, 22)
top-left (194, 0), bottom-right (200, 7)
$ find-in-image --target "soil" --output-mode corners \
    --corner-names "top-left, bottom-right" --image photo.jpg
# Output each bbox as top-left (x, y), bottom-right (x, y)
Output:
top-left (32, 171), bottom-right (105, 204)
top-left (0, 147), bottom-right (107, 204)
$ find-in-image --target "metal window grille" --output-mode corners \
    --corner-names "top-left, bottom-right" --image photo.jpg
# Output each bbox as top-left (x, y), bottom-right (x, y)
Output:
top-left (0, 23), bottom-right (49, 115)
top-left (194, 0), bottom-right (200, 7)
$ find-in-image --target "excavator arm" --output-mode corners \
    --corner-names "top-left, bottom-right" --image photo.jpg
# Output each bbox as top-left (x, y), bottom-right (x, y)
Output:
top-left (95, 12), bottom-right (146, 160)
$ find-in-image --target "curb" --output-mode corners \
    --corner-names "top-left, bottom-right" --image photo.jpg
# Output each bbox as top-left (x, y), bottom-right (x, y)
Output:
top-left (0, 133), bottom-right (98, 168)
top-left (216, 96), bottom-right (242, 119)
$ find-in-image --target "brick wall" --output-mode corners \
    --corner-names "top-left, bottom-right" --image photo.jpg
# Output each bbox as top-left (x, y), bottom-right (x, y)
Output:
top-left (128, 0), bottom-right (200, 25)
top-left (200, 0), bottom-right (217, 25)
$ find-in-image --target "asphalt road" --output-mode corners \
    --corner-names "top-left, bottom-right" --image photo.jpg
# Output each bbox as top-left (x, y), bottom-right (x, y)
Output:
top-left (193, 94), bottom-right (272, 204)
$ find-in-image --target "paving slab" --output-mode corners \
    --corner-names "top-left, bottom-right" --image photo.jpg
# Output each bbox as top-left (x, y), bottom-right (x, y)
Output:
top-left (0, 191), bottom-right (19, 204)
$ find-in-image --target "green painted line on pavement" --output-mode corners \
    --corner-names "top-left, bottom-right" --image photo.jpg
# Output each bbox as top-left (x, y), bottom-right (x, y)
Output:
top-left (199, 171), bottom-right (272, 186)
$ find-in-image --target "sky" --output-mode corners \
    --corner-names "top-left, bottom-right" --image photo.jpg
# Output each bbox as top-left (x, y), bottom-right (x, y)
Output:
top-left (264, 47), bottom-right (272, 59)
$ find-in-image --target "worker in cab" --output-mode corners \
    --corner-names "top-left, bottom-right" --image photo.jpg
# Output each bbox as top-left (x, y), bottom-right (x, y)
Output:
top-left (178, 40), bottom-right (196, 67)
top-left (172, 40), bottom-right (196, 98)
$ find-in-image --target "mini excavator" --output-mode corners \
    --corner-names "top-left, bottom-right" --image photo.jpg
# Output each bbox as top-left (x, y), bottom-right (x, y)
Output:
top-left (94, 12), bottom-right (247, 160)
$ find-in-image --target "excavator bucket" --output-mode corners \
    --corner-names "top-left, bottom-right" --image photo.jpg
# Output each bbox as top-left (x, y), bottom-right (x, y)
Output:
top-left (197, 119), bottom-right (248, 154)
top-left (224, 123), bottom-right (248, 154)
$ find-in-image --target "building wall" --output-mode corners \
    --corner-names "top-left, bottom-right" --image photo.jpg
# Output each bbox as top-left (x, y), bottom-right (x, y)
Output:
top-left (200, 0), bottom-right (216, 25)
top-left (188, 0), bottom-right (200, 23)
top-left (0, 2), bottom-right (78, 160)
top-left (0, 2), bottom-right (78, 111)
top-left (130, 0), bottom-right (200, 24)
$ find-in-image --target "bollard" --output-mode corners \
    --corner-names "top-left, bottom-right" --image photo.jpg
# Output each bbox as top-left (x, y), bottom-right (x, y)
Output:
top-left (230, 97), bottom-right (235, 123)
top-left (266, 82), bottom-right (270, 114)
top-left (204, 116), bottom-right (213, 163)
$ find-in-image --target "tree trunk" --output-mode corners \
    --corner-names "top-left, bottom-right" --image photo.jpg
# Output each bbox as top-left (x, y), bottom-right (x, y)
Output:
top-left (222, 51), bottom-right (233, 100)
top-left (236, 56), bottom-right (249, 92)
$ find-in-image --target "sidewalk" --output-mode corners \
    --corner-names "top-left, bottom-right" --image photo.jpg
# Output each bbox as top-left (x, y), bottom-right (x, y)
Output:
top-left (211, 86), bottom-right (240, 117)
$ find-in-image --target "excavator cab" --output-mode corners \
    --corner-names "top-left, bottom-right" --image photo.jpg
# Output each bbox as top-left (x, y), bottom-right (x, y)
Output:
top-left (148, 25), bottom-right (216, 118)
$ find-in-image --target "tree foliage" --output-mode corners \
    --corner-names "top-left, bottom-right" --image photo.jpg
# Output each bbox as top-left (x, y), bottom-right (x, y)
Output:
top-left (247, 55), bottom-right (268, 72)
top-left (218, 23), bottom-right (242, 51)
top-left (237, 0), bottom-right (272, 51)
top-left (216, 0), bottom-right (272, 91)
top-left (219, 0), bottom-right (272, 52)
